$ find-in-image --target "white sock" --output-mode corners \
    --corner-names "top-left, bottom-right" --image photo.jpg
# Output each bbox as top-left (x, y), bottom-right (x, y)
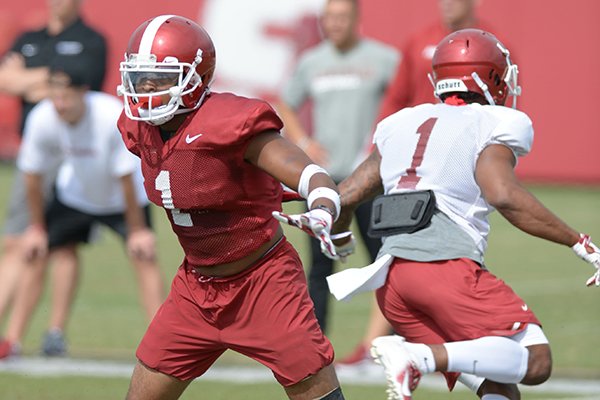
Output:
top-left (457, 373), bottom-right (485, 393)
top-left (404, 342), bottom-right (436, 374)
top-left (444, 336), bottom-right (529, 384)
top-left (481, 395), bottom-right (510, 400)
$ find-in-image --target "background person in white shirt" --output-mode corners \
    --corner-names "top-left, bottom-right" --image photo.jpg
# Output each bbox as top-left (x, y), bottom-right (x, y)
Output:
top-left (0, 62), bottom-right (165, 359)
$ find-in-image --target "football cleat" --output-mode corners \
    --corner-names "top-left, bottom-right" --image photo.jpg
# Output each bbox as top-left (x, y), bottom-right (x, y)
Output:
top-left (371, 336), bottom-right (422, 400)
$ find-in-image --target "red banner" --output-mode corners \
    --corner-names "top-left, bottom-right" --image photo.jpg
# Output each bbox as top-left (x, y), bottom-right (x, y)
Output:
top-left (3, 0), bottom-right (599, 183)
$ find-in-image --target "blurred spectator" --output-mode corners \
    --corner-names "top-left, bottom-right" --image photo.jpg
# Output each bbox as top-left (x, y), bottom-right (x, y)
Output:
top-left (0, 0), bottom-right (107, 354)
top-left (276, 0), bottom-right (398, 351)
top-left (0, 62), bottom-right (164, 359)
top-left (378, 0), bottom-right (505, 119)
top-left (0, 0), bottom-right (106, 132)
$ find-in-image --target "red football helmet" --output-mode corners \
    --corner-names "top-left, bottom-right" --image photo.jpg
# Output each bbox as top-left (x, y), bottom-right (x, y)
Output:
top-left (430, 29), bottom-right (521, 107)
top-left (118, 15), bottom-right (216, 125)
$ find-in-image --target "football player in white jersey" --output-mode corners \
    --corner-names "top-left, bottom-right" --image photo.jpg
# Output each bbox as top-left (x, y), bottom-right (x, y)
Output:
top-left (327, 29), bottom-right (600, 400)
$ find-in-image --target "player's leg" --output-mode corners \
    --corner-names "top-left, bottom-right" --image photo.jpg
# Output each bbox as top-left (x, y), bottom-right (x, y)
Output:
top-left (47, 244), bottom-right (79, 331)
top-left (0, 170), bottom-right (37, 322)
top-left (307, 235), bottom-right (334, 333)
top-left (43, 244), bottom-right (79, 355)
top-left (284, 364), bottom-right (344, 400)
top-left (477, 380), bottom-right (520, 400)
top-left (129, 266), bottom-right (226, 400)
top-left (337, 200), bottom-right (393, 366)
top-left (225, 239), bottom-right (343, 399)
top-left (126, 361), bottom-right (192, 400)
top-left (373, 258), bottom-right (551, 398)
top-left (3, 252), bottom-right (49, 349)
top-left (102, 207), bottom-right (164, 320)
top-left (129, 256), bottom-right (165, 320)
top-left (39, 197), bottom-right (95, 355)
top-left (0, 236), bottom-right (26, 320)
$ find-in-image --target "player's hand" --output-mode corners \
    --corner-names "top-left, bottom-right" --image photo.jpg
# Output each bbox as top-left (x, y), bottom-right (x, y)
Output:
top-left (127, 228), bottom-right (157, 262)
top-left (330, 232), bottom-right (356, 263)
top-left (571, 234), bottom-right (600, 287)
top-left (273, 208), bottom-right (338, 259)
top-left (22, 224), bottom-right (48, 262)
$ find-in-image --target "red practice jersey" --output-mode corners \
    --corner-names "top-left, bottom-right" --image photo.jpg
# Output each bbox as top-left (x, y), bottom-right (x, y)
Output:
top-left (118, 92), bottom-right (284, 267)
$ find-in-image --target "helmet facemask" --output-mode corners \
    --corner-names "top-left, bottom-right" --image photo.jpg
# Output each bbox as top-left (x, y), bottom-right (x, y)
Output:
top-left (118, 49), bottom-right (208, 126)
top-left (496, 42), bottom-right (521, 108)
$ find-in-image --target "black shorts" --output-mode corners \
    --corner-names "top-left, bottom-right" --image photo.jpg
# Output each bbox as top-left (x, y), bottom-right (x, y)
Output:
top-left (45, 195), bottom-right (152, 249)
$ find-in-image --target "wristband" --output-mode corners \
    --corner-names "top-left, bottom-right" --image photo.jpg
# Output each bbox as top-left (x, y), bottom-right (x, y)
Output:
top-left (307, 187), bottom-right (340, 221)
top-left (298, 164), bottom-right (328, 198)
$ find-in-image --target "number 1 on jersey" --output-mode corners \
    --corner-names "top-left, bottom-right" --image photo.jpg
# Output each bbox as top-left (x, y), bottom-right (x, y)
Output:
top-left (155, 170), bottom-right (193, 227)
top-left (397, 117), bottom-right (438, 189)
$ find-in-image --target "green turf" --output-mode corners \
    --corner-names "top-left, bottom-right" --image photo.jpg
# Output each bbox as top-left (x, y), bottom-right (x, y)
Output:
top-left (0, 162), bottom-right (599, 399)
top-left (0, 373), bottom-right (592, 400)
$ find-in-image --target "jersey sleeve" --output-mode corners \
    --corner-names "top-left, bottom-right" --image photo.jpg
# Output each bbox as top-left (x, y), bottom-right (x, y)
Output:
top-left (109, 124), bottom-right (140, 178)
top-left (117, 111), bottom-right (141, 157)
top-left (236, 99), bottom-right (284, 157)
top-left (243, 101), bottom-right (284, 137)
top-left (17, 103), bottom-right (61, 174)
top-left (487, 110), bottom-right (533, 158)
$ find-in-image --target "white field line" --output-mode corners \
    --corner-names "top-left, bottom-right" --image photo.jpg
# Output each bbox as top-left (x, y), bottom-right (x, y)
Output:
top-left (0, 357), bottom-right (599, 397)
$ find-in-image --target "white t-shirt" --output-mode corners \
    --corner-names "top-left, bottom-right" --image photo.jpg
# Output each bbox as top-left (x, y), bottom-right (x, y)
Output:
top-left (18, 91), bottom-right (148, 215)
top-left (373, 103), bottom-right (533, 256)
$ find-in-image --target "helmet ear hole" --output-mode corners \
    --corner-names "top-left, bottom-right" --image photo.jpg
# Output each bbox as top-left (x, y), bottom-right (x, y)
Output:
top-left (487, 69), bottom-right (501, 87)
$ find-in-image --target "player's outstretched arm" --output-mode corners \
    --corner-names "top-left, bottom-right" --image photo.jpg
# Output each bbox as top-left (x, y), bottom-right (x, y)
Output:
top-left (333, 149), bottom-right (384, 235)
top-left (245, 130), bottom-right (346, 259)
top-left (475, 144), bottom-right (579, 245)
top-left (476, 144), bottom-right (599, 286)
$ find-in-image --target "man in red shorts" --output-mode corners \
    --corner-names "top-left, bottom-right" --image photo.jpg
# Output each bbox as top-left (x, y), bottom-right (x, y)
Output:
top-left (327, 29), bottom-right (600, 399)
top-left (116, 15), bottom-right (346, 400)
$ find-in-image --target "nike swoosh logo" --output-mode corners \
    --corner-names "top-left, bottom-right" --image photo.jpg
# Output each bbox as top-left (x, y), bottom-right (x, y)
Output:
top-left (521, 304), bottom-right (528, 311)
top-left (185, 133), bottom-right (203, 144)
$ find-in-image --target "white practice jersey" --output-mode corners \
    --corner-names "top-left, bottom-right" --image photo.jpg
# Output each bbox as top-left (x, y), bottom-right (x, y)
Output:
top-left (18, 91), bottom-right (148, 215)
top-left (373, 103), bottom-right (533, 256)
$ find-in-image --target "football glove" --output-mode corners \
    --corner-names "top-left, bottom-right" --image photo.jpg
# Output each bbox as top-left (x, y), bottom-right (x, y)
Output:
top-left (330, 232), bottom-right (356, 262)
top-left (272, 208), bottom-right (341, 259)
top-left (571, 233), bottom-right (600, 287)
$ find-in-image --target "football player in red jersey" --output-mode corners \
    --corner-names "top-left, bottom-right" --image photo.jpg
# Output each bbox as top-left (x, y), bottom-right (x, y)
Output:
top-left (117, 15), bottom-right (348, 400)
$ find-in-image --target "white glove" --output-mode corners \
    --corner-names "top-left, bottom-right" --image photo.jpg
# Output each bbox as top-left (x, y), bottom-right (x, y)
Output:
top-left (330, 232), bottom-right (357, 262)
top-left (273, 208), bottom-right (338, 259)
top-left (571, 233), bottom-right (600, 287)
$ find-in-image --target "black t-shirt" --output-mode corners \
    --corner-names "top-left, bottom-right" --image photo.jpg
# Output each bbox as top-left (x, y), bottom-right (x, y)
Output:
top-left (10, 18), bottom-right (107, 133)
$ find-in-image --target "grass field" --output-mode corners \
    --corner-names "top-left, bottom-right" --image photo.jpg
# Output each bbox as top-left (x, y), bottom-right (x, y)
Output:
top-left (0, 162), bottom-right (599, 399)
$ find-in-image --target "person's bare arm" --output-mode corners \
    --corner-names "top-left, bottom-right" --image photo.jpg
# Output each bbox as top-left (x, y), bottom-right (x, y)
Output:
top-left (22, 172), bottom-right (48, 261)
top-left (475, 144), bottom-right (580, 247)
top-left (245, 130), bottom-right (338, 212)
top-left (275, 101), bottom-right (328, 166)
top-left (0, 53), bottom-right (49, 102)
top-left (333, 149), bottom-right (384, 234)
top-left (120, 174), bottom-right (156, 262)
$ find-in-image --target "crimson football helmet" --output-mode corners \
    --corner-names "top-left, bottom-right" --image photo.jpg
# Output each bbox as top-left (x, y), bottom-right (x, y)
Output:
top-left (429, 29), bottom-right (521, 107)
top-left (117, 15), bottom-right (216, 125)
